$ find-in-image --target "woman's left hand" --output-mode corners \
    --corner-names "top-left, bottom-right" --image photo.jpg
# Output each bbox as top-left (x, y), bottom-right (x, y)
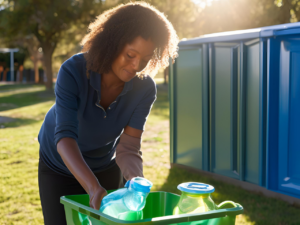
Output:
top-left (89, 185), bottom-right (108, 210)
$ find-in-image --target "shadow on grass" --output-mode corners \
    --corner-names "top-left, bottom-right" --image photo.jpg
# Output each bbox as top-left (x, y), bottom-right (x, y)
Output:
top-left (0, 83), bottom-right (41, 92)
top-left (157, 166), bottom-right (300, 225)
top-left (0, 89), bottom-right (55, 112)
top-left (0, 117), bottom-right (41, 129)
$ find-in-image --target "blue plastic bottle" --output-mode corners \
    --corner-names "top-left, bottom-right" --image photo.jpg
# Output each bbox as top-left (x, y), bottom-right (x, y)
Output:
top-left (100, 177), bottom-right (153, 221)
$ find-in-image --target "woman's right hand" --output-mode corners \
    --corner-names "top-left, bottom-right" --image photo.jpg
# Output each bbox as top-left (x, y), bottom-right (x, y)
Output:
top-left (89, 185), bottom-right (108, 210)
top-left (57, 138), bottom-right (108, 210)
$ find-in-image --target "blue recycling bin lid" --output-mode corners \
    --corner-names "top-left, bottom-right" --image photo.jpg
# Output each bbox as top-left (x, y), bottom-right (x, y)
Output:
top-left (177, 182), bottom-right (215, 194)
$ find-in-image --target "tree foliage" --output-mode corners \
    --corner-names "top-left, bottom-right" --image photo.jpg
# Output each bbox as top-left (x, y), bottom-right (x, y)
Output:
top-left (0, 0), bottom-right (105, 89)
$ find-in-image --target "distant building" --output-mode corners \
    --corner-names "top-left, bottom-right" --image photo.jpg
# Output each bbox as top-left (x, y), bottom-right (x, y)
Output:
top-left (0, 48), bottom-right (19, 82)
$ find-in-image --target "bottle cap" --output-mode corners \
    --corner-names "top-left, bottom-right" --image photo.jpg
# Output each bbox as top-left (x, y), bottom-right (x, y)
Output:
top-left (125, 177), bottom-right (153, 193)
top-left (177, 182), bottom-right (215, 194)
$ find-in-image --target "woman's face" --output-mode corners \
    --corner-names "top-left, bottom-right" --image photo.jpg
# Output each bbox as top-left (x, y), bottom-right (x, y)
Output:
top-left (111, 36), bottom-right (155, 82)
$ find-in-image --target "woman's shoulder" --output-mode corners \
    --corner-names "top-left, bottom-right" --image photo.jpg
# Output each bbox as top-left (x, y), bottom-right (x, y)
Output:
top-left (56, 53), bottom-right (87, 94)
top-left (58, 53), bottom-right (87, 80)
top-left (61, 53), bottom-right (86, 71)
top-left (132, 75), bottom-right (156, 92)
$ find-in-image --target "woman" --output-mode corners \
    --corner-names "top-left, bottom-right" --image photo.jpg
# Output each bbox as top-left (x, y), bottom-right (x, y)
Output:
top-left (38, 2), bottom-right (178, 224)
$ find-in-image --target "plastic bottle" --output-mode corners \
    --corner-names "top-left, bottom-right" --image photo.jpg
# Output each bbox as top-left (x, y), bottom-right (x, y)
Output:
top-left (100, 177), bottom-right (153, 220)
top-left (173, 182), bottom-right (217, 215)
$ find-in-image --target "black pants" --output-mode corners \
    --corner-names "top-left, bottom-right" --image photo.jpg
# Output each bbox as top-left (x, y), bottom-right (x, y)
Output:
top-left (38, 158), bottom-right (124, 225)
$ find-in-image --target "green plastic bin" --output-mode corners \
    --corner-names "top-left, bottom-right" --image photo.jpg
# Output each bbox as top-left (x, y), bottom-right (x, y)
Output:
top-left (60, 191), bottom-right (243, 225)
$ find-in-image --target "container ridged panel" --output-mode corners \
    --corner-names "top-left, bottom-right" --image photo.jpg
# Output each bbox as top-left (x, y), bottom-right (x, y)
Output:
top-left (289, 52), bottom-right (300, 182)
top-left (278, 40), bottom-right (300, 196)
top-left (213, 47), bottom-right (232, 174)
top-left (244, 43), bottom-right (260, 184)
top-left (175, 49), bottom-right (203, 169)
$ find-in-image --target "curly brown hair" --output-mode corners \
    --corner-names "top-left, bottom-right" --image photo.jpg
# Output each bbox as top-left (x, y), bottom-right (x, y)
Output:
top-left (81, 1), bottom-right (179, 78)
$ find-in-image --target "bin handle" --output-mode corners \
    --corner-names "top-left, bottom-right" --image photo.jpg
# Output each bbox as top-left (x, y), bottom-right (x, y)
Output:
top-left (217, 201), bottom-right (237, 209)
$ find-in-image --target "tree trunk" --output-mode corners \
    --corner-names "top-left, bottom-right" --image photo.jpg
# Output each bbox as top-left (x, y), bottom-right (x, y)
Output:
top-left (3, 68), bottom-right (8, 81)
top-left (34, 60), bottom-right (39, 83)
top-left (280, 0), bottom-right (292, 24)
top-left (42, 43), bottom-right (55, 90)
top-left (23, 35), bottom-right (43, 83)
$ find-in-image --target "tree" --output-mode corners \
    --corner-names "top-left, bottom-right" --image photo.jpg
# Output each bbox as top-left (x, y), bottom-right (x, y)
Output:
top-left (275, 0), bottom-right (300, 23)
top-left (193, 0), bottom-right (300, 36)
top-left (0, 0), bottom-right (105, 90)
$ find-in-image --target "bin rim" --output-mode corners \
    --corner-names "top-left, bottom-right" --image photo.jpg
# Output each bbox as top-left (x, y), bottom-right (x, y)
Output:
top-left (60, 191), bottom-right (244, 224)
top-left (178, 21), bottom-right (300, 46)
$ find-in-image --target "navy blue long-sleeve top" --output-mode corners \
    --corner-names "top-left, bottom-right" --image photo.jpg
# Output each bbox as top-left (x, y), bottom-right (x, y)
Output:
top-left (38, 53), bottom-right (157, 177)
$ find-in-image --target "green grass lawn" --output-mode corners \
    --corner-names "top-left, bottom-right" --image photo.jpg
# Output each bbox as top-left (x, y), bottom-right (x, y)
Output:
top-left (0, 82), bottom-right (299, 225)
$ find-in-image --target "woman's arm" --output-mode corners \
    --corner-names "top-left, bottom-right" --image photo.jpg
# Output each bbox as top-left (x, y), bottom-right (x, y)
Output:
top-left (124, 125), bottom-right (143, 138)
top-left (53, 58), bottom-right (108, 210)
top-left (57, 137), bottom-right (107, 210)
top-left (116, 126), bottom-right (144, 181)
top-left (116, 79), bottom-right (157, 181)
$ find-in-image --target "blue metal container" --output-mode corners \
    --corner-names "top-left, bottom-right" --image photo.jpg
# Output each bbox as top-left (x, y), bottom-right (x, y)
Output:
top-left (169, 22), bottom-right (300, 199)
